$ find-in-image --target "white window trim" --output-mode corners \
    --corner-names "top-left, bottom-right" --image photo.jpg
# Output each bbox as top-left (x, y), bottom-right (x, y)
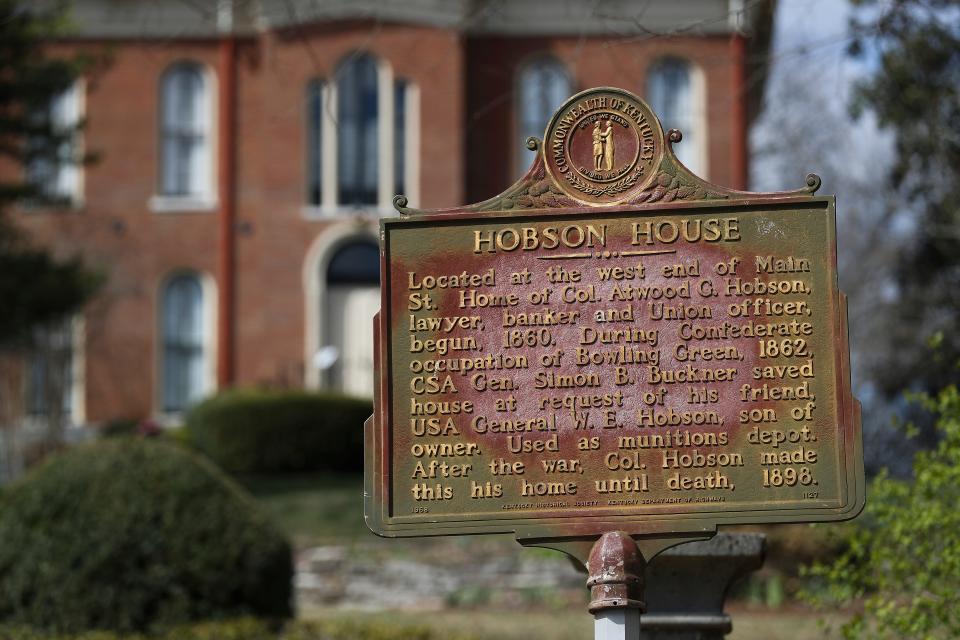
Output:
top-left (321, 81), bottom-right (339, 212)
top-left (155, 270), bottom-right (218, 421)
top-left (68, 316), bottom-right (86, 426)
top-left (301, 59), bottom-right (419, 219)
top-left (377, 58), bottom-right (395, 213)
top-left (152, 62), bottom-right (219, 214)
top-left (403, 82), bottom-right (421, 209)
top-left (691, 63), bottom-right (708, 181)
top-left (149, 195), bottom-right (218, 213)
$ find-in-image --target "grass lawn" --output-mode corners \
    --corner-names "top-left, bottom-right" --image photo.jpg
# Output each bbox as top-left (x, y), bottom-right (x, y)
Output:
top-left (304, 607), bottom-right (836, 640)
top-left (245, 473), bottom-right (842, 639)
top-left (240, 473), bottom-right (367, 546)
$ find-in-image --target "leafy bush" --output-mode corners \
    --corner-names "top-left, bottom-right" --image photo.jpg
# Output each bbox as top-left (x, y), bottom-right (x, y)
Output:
top-left (100, 417), bottom-right (140, 438)
top-left (100, 418), bottom-right (166, 439)
top-left (185, 390), bottom-right (372, 474)
top-left (0, 439), bottom-right (293, 633)
top-left (0, 618), bottom-right (471, 640)
top-left (803, 385), bottom-right (960, 638)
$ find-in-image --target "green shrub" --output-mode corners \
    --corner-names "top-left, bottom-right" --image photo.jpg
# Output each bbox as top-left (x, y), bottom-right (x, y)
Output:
top-left (0, 439), bottom-right (293, 633)
top-left (100, 418), bottom-right (140, 438)
top-left (185, 390), bottom-right (372, 474)
top-left (0, 618), bottom-right (472, 640)
top-left (287, 620), bottom-right (446, 640)
top-left (803, 385), bottom-right (960, 638)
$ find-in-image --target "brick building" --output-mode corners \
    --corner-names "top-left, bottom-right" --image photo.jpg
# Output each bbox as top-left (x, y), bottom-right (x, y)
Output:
top-left (14, 0), bottom-right (774, 426)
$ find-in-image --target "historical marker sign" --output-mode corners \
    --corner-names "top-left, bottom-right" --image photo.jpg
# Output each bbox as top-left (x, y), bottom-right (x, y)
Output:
top-left (365, 88), bottom-right (864, 544)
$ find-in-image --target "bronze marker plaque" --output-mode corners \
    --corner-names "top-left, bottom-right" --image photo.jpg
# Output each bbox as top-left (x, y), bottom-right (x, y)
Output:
top-left (365, 88), bottom-right (864, 542)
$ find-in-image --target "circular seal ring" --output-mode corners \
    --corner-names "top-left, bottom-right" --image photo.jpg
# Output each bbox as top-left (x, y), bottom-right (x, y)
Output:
top-left (542, 87), bottom-right (664, 206)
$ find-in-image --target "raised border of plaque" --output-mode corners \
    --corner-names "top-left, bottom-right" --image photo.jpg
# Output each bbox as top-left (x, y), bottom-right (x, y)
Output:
top-left (365, 87), bottom-right (864, 557)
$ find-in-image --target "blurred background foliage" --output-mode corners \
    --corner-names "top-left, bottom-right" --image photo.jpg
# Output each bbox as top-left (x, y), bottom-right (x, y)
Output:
top-left (184, 390), bottom-right (370, 475)
top-left (802, 386), bottom-right (960, 639)
top-left (0, 0), bottom-right (101, 347)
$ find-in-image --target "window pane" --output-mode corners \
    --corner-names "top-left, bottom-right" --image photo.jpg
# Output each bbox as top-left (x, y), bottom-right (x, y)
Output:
top-left (647, 59), bottom-right (699, 174)
top-left (27, 83), bottom-right (80, 202)
top-left (162, 275), bottom-right (205, 412)
top-left (327, 241), bottom-right (380, 285)
top-left (336, 54), bottom-right (379, 206)
top-left (394, 80), bottom-right (406, 197)
top-left (160, 64), bottom-right (208, 197)
top-left (306, 80), bottom-right (324, 205)
top-left (188, 129), bottom-right (205, 196)
top-left (26, 320), bottom-right (74, 416)
top-left (517, 57), bottom-right (570, 175)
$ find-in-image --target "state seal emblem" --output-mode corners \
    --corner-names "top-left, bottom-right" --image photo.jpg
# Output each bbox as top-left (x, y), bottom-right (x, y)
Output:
top-left (543, 87), bottom-right (664, 206)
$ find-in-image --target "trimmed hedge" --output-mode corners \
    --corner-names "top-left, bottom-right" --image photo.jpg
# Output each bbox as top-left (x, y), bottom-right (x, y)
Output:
top-left (0, 619), bottom-right (472, 640)
top-left (185, 390), bottom-right (372, 474)
top-left (0, 440), bottom-right (293, 633)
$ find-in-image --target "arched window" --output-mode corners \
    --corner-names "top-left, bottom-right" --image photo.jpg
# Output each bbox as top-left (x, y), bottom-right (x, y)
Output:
top-left (324, 241), bottom-right (379, 396)
top-left (517, 57), bottom-right (571, 175)
top-left (305, 57), bottom-right (418, 215)
top-left (336, 54), bottom-right (379, 206)
top-left (647, 58), bottom-right (704, 176)
top-left (159, 63), bottom-right (211, 199)
top-left (161, 274), bottom-right (207, 412)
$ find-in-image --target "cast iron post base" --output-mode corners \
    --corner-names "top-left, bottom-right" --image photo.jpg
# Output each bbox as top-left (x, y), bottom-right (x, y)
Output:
top-left (639, 533), bottom-right (766, 640)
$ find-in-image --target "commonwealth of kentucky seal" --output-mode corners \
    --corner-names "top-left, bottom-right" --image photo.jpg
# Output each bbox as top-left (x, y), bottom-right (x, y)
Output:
top-left (543, 87), bottom-right (664, 206)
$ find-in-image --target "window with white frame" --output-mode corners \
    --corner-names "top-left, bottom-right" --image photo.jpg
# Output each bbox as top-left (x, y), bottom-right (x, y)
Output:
top-left (516, 56), bottom-right (571, 176)
top-left (304, 53), bottom-right (418, 215)
top-left (646, 58), bottom-right (705, 177)
top-left (26, 318), bottom-right (79, 420)
top-left (158, 63), bottom-right (212, 204)
top-left (160, 274), bottom-right (208, 413)
top-left (26, 81), bottom-right (82, 204)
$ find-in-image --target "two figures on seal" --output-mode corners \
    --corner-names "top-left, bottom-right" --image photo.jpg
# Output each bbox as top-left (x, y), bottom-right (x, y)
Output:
top-left (592, 119), bottom-right (615, 171)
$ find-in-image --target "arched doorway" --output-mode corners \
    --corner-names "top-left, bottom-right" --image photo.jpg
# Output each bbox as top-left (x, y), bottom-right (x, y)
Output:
top-left (323, 240), bottom-right (380, 397)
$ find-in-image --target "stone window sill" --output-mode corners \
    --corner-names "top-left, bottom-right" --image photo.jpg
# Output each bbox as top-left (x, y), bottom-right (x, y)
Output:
top-left (149, 195), bottom-right (217, 213)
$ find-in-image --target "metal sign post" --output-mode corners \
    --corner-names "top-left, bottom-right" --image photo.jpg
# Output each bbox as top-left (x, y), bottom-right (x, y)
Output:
top-left (364, 87), bottom-right (864, 640)
top-left (588, 532), bottom-right (644, 640)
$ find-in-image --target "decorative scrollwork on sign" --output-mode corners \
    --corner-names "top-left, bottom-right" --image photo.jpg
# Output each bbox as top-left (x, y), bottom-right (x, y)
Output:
top-left (631, 168), bottom-right (727, 204)
top-left (393, 194), bottom-right (412, 216)
top-left (499, 178), bottom-right (573, 210)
